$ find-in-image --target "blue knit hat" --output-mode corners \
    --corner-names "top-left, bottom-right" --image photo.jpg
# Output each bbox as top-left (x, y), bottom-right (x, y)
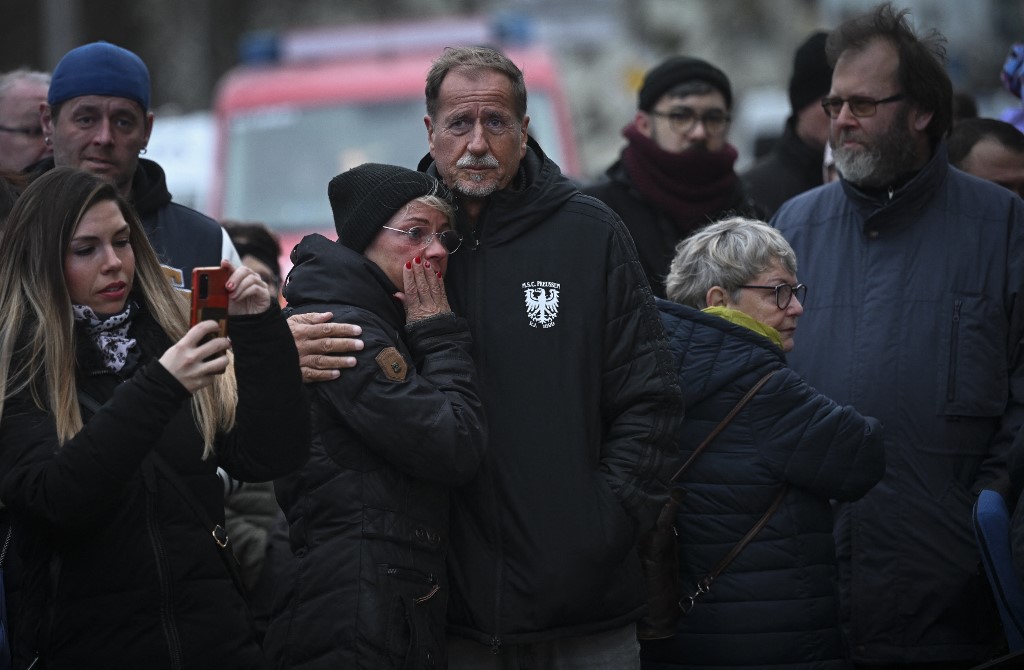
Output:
top-left (48, 41), bottom-right (150, 110)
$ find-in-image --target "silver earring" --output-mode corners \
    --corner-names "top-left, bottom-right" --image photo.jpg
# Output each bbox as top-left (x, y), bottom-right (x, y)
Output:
top-left (140, 147), bottom-right (147, 155)
top-left (44, 136), bottom-right (52, 146)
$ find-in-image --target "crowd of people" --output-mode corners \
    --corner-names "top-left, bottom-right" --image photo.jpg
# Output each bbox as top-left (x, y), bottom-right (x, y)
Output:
top-left (1, 1), bottom-right (1024, 669)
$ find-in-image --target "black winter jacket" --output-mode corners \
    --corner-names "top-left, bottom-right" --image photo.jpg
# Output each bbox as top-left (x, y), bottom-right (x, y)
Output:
top-left (641, 303), bottom-right (883, 670)
top-left (0, 303), bottom-right (309, 670)
top-left (265, 235), bottom-right (485, 669)
top-left (582, 159), bottom-right (763, 298)
top-left (742, 118), bottom-right (826, 218)
top-left (420, 139), bottom-right (683, 646)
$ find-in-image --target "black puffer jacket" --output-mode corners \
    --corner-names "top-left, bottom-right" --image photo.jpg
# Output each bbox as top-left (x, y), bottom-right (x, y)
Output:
top-left (420, 139), bottom-right (683, 646)
top-left (265, 235), bottom-right (485, 669)
top-left (641, 303), bottom-right (884, 670)
top-left (0, 303), bottom-right (308, 670)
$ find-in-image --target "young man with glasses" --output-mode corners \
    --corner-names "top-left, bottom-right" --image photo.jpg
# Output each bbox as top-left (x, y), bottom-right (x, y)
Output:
top-left (583, 55), bottom-right (763, 298)
top-left (772, 4), bottom-right (1024, 668)
top-left (0, 69), bottom-right (50, 171)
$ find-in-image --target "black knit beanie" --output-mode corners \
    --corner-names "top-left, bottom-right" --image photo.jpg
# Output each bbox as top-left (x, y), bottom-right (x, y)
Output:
top-left (788, 31), bottom-right (833, 113)
top-left (328, 163), bottom-right (450, 253)
top-left (638, 56), bottom-right (732, 111)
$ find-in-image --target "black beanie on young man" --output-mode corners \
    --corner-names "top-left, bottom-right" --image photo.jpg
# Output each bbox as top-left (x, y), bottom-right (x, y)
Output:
top-left (328, 163), bottom-right (450, 253)
top-left (638, 56), bottom-right (733, 111)
top-left (788, 31), bottom-right (833, 113)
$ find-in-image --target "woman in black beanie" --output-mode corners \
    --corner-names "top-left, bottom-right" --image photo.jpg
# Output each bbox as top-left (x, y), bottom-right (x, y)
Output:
top-left (264, 163), bottom-right (486, 670)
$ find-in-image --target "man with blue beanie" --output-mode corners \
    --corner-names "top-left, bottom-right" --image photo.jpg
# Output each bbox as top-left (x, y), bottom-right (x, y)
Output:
top-left (36, 41), bottom-right (239, 290)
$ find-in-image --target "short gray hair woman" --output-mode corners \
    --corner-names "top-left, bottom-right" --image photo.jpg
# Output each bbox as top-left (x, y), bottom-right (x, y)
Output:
top-left (665, 216), bottom-right (797, 308)
top-left (663, 217), bottom-right (804, 352)
top-left (645, 216), bottom-right (883, 669)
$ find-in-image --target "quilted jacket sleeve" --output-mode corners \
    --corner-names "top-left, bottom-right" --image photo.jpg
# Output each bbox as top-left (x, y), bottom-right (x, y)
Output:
top-left (599, 214), bottom-right (684, 534)
top-left (747, 367), bottom-right (885, 501)
top-left (216, 303), bottom-right (311, 483)
top-left (309, 308), bottom-right (485, 486)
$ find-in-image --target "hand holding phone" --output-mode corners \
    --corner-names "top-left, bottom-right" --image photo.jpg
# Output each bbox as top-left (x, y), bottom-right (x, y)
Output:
top-left (190, 266), bottom-right (231, 337)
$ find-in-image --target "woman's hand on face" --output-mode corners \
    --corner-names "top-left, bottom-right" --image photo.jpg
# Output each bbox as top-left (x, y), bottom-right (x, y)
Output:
top-left (396, 256), bottom-right (451, 323)
top-left (223, 260), bottom-right (272, 316)
top-left (158, 320), bottom-right (231, 394)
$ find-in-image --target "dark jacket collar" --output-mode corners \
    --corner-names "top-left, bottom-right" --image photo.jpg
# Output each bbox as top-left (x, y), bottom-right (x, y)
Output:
top-left (283, 233), bottom-right (406, 329)
top-left (839, 142), bottom-right (949, 227)
top-left (418, 136), bottom-right (578, 247)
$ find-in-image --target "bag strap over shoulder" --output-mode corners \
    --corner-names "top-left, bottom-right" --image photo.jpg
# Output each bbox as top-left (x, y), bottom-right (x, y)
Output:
top-left (681, 484), bottom-right (788, 613)
top-left (669, 369), bottom-right (780, 484)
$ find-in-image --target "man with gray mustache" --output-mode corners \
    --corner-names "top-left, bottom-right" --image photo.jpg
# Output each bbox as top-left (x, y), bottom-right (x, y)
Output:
top-left (772, 3), bottom-right (1024, 666)
top-left (417, 45), bottom-right (682, 668)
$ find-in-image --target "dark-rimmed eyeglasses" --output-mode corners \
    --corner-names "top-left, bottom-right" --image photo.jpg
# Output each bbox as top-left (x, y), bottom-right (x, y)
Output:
top-left (0, 124), bottom-right (43, 137)
top-left (382, 226), bottom-right (463, 254)
top-left (820, 94), bottom-right (905, 119)
top-left (648, 108), bottom-right (731, 136)
top-left (737, 283), bottom-right (807, 309)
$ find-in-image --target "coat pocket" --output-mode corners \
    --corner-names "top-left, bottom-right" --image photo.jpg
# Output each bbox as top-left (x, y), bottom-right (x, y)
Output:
top-left (937, 293), bottom-right (1008, 422)
top-left (376, 563), bottom-right (443, 670)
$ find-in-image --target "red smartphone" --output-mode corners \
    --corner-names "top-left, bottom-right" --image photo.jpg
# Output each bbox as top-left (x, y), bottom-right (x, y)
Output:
top-left (190, 266), bottom-right (230, 337)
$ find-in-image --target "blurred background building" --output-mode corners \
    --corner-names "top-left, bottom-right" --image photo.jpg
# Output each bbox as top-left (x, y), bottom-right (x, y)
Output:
top-left (5, 0), bottom-right (1022, 217)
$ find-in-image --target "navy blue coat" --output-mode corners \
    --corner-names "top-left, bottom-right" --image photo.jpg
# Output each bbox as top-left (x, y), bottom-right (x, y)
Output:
top-left (642, 303), bottom-right (883, 670)
top-left (773, 144), bottom-right (1024, 663)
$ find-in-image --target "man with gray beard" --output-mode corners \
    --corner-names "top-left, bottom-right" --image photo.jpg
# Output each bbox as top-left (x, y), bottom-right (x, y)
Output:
top-left (772, 3), bottom-right (1024, 668)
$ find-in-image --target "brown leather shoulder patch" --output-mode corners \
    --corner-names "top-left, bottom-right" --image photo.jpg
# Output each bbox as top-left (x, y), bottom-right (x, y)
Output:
top-left (375, 347), bottom-right (408, 382)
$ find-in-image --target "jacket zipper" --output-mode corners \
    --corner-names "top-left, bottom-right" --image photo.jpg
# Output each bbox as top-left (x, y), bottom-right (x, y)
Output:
top-left (946, 299), bottom-right (963, 402)
top-left (383, 565), bottom-right (441, 604)
top-left (464, 236), bottom-right (504, 654)
top-left (146, 485), bottom-right (185, 669)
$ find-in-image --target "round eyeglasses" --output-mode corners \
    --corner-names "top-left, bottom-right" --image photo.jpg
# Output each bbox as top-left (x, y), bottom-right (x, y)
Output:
top-left (382, 226), bottom-right (463, 254)
top-left (648, 107), bottom-right (731, 136)
top-left (737, 283), bottom-right (807, 309)
top-left (820, 93), bottom-right (905, 119)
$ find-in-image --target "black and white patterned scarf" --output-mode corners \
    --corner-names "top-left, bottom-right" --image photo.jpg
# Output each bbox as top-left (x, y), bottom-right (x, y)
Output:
top-left (72, 301), bottom-right (138, 373)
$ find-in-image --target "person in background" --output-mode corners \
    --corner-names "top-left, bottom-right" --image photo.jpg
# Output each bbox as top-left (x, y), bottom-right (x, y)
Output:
top-left (0, 69), bottom-right (50, 172)
top-left (743, 31), bottom-right (834, 217)
top-left (948, 117), bottom-right (1024, 198)
top-left (223, 221), bottom-right (283, 299)
top-left (34, 41), bottom-right (239, 290)
top-left (419, 45), bottom-right (682, 668)
top-left (0, 170), bottom-right (28, 226)
top-left (772, 3), bottom-right (1024, 667)
top-left (645, 217), bottom-right (883, 670)
top-left (0, 167), bottom-right (309, 668)
top-left (583, 55), bottom-right (761, 298)
top-left (265, 163), bottom-right (485, 669)
top-left (952, 91), bottom-right (978, 126)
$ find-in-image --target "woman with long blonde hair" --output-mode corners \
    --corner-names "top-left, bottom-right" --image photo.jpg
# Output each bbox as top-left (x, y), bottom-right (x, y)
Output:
top-left (0, 167), bottom-right (309, 669)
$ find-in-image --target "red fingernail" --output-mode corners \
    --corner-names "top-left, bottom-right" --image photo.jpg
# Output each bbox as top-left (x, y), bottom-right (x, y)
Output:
top-left (414, 256), bottom-right (421, 264)
top-left (436, 271), bottom-right (442, 278)
top-left (424, 260), bottom-right (431, 268)
top-left (406, 261), bottom-right (412, 269)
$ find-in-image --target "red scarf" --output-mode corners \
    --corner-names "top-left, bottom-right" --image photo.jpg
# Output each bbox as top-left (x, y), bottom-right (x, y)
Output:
top-left (620, 122), bottom-right (740, 234)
